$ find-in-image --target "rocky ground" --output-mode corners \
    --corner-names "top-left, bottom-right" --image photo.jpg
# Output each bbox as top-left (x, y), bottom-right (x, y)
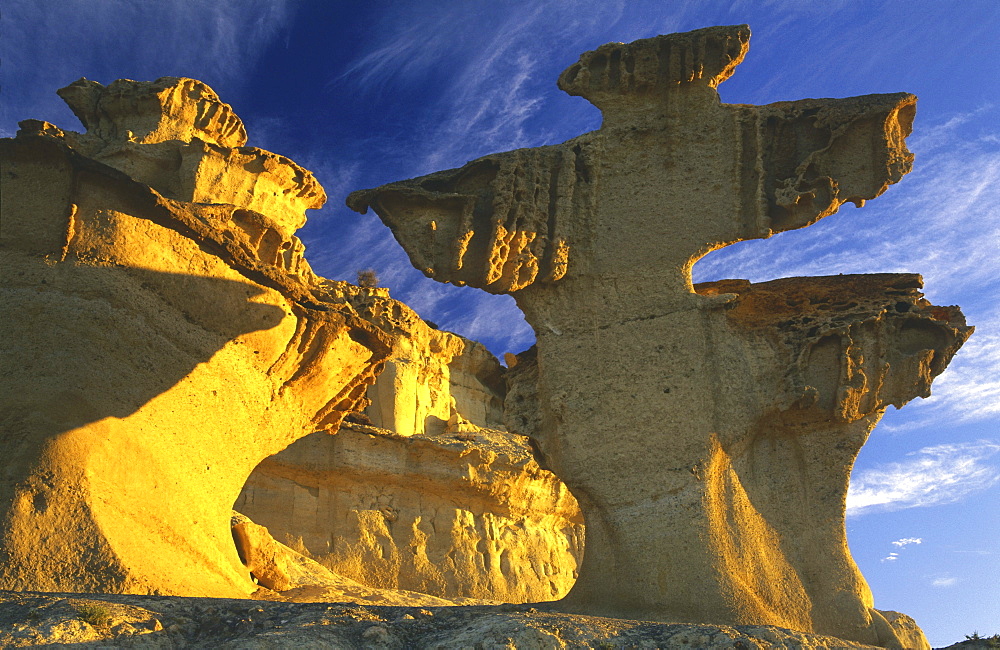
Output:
top-left (0, 590), bottom-right (903, 648)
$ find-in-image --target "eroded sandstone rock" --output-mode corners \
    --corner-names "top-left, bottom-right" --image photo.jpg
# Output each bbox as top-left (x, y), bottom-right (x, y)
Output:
top-left (237, 423), bottom-right (583, 604)
top-left (226, 510), bottom-right (471, 606)
top-left (236, 290), bottom-right (582, 603)
top-left (348, 25), bottom-right (969, 648)
top-left (0, 78), bottom-right (390, 597)
top-left (329, 283), bottom-right (506, 436)
top-left (231, 513), bottom-right (293, 592)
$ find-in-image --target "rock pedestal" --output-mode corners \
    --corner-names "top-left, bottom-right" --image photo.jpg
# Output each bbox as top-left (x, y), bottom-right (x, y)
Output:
top-left (0, 78), bottom-right (390, 597)
top-left (349, 26), bottom-right (971, 647)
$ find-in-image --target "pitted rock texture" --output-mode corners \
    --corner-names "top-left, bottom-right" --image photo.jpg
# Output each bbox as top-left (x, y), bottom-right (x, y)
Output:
top-left (40, 77), bottom-right (326, 239)
top-left (506, 274), bottom-right (963, 650)
top-left (348, 25), bottom-right (966, 649)
top-left (0, 78), bottom-right (390, 598)
top-left (349, 26), bottom-right (915, 298)
top-left (237, 423), bottom-right (584, 604)
top-left (57, 77), bottom-right (248, 147)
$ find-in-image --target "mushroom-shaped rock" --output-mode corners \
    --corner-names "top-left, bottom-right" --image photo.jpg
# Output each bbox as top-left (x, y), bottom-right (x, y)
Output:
top-left (347, 25), bottom-right (968, 648)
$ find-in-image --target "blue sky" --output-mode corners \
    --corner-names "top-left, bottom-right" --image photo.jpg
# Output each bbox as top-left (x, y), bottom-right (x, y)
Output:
top-left (3, 1), bottom-right (998, 645)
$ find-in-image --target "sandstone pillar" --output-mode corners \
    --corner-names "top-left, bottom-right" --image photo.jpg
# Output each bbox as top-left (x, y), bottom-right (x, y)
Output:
top-left (348, 26), bottom-right (972, 646)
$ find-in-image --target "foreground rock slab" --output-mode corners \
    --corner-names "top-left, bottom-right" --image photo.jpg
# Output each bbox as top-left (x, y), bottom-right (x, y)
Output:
top-left (349, 25), bottom-right (970, 648)
top-left (0, 590), bottom-right (896, 648)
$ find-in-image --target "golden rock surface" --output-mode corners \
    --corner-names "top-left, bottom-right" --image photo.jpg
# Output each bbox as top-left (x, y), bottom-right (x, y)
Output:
top-left (237, 286), bottom-right (583, 604)
top-left (0, 78), bottom-right (390, 598)
top-left (349, 25), bottom-right (971, 648)
top-left (238, 424), bottom-right (584, 604)
top-left (339, 283), bottom-right (506, 436)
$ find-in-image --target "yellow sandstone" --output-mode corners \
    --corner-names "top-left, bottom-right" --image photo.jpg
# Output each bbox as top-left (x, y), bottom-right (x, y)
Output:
top-left (0, 77), bottom-right (389, 597)
top-left (237, 286), bottom-right (583, 603)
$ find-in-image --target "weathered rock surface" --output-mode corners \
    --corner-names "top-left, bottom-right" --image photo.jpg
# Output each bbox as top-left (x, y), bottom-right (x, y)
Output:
top-left (336, 283), bottom-right (506, 436)
top-left (0, 590), bottom-right (903, 648)
top-left (349, 25), bottom-right (969, 648)
top-left (226, 511), bottom-right (481, 608)
top-left (231, 512), bottom-right (294, 592)
top-left (0, 77), bottom-right (390, 598)
top-left (237, 422), bottom-right (584, 604)
top-left (348, 26), bottom-right (916, 297)
top-left (506, 274), bottom-right (961, 649)
top-left (237, 284), bottom-right (582, 604)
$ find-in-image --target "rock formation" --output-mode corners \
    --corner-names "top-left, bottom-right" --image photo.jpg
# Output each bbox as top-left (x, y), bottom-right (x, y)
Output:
top-left (341, 283), bottom-right (506, 436)
top-left (238, 423), bottom-right (584, 603)
top-left (228, 510), bottom-right (473, 607)
top-left (0, 77), bottom-right (391, 597)
top-left (349, 25), bottom-right (972, 648)
top-left (237, 285), bottom-right (584, 603)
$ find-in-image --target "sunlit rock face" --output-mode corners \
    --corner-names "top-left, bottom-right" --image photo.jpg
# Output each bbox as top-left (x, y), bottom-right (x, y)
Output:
top-left (237, 424), bottom-right (584, 603)
top-left (341, 283), bottom-right (506, 437)
top-left (237, 286), bottom-right (584, 603)
top-left (349, 25), bottom-right (972, 648)
top-left (0, 77), bottom-right (390, 597)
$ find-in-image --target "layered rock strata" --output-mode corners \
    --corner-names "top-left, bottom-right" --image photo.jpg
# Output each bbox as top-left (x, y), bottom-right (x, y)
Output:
top-left (0, 78), bottom-right (390, 597)
top-left (237, 287), bottom-right (583, 603)
top-left (348, 25), bottom-right (971, 648)
top-left (228, 511), bottom-right (475, 607)
top-left (238, 424), bottom-right (583, 603)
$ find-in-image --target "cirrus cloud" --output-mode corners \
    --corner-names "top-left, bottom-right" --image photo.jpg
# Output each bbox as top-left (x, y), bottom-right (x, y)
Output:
top-left (848, 441), bottom-right (1000, 516)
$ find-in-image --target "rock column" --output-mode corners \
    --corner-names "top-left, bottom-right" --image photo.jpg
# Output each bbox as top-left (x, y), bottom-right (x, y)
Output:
top-left (348, 26), bottom-right (971, 647)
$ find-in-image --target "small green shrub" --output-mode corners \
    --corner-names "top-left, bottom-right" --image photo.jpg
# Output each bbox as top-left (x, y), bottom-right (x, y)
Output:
top-left (75, 602), bottom-right (113, 627)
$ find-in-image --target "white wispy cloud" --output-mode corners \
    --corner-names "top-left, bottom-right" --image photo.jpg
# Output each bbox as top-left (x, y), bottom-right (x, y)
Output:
top-left (892, 537), bottom-right (923, 548)
top-left (847, 441), bottom-right (1000, 516)
top-left (931, 575), bottom-right (958, 587)
top-left (906, 105), bottom-right (996, 155)
top-left (903, 331), bottom-right (1000, 424)
top-left (881, 538), bottom-right (922, 561)
top-left (339, 3), bottom-right (743, 178)
top-left (341, 5), bottom-right (588, 175)
top-left (432, 293), bottom-right (535, 357)
top-left (338, 15), bottom-right (468, 92)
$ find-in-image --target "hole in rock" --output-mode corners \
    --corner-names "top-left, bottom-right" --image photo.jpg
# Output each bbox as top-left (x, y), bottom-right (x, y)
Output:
top-left (689, 200), bottom-right (888, 290)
